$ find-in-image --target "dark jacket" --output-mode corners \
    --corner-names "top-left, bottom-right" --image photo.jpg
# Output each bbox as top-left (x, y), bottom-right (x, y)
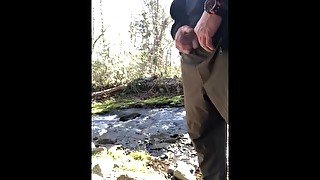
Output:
top-left (170, 0), bottom-right (228, 49)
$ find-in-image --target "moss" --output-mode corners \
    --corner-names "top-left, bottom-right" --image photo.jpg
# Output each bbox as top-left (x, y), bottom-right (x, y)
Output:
top-left (92, 95), bottom-right (183, 115)
top-left (106, 150), bottom-right (124, 160)
top-left (129, 151), bottom-right (151, 161)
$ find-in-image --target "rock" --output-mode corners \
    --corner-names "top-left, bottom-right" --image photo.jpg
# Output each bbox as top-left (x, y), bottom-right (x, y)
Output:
top-left (96, 138), bottom-right (115, 144)
top-left (180, 137), bottom-right (193, 146)
top-left (173, 122), bottom-right (179, 126)
top-left (191, 153), bottom-right (197, 157)
top-left (116, 146), bottom-right (123, 150)
top-left (160, 154), bottom-right (168, 160)
top-left (173, 161), bottom-right (196, 180)
top-left (167, 168), bottom-right (174, 175)
top-left (164, 138), bottom-right (176, 143)
top-left (170, 134), bottom-right (179, 138)
top-left (92, 156), bottom-right (114, 178)
top-left (151, 143), bottom-right (170, 150)
top-left (117, 174), bottom-right (135, 180)
top-left (93, 137), bottom-right (98, 140)
top-left (122, 148), bottom-right (131, 155)
top-left (119, 113), bottom-right (141, 122)
top-left (92, 164), bottom-right (103, 177)
top-left (92, 147), bottom-right (105, 156)
top-left (167, 164), bottom-right (176, 175)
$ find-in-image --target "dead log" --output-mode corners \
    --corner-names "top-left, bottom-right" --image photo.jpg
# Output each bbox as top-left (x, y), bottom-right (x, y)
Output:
top-left (92, 85), bottom-right (125, 98)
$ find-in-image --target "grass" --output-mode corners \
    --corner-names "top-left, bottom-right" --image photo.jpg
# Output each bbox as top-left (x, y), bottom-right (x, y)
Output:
top-left (92, 147), bottom-right (154, 174)
top-left (92, 95), bottom-right (183, 114)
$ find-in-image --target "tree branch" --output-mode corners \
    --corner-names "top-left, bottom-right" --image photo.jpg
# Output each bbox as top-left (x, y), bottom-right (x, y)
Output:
top-left (92, 26), bottom-right (109, 50)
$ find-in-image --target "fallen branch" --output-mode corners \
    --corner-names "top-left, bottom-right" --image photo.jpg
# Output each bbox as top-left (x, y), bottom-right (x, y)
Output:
top-left (92, 85), bottom-right (126, 98)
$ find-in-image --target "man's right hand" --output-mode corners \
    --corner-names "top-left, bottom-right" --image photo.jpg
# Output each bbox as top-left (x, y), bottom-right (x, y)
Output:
top-left (174, 25), bottom-right (199, 54)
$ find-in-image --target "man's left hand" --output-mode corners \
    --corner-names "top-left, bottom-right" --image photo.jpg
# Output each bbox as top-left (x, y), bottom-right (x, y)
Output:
top-left (194, 12), bottom-right (222, 52)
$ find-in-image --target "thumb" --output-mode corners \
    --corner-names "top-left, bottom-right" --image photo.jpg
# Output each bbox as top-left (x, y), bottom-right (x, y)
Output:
top-left (192, 38), bottom-right (199, 49)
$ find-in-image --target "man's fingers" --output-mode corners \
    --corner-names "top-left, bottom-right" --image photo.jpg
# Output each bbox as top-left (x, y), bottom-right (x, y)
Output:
top-left (199, 36), bottom-right (215, 52)
top-left (199, 36), bottom-right (212, 52)
top-left (206, 35), bottom-right (215, 51)
top-left (180, 45), bottom-right (191, 54)
top-left (176, 42), bottom-right (192, 54)
top-left (192, 38), bottom-right (199, 49)
top-left (175, 28), bottom-right (198, 54)
top-left (182, 49), bottom-right (191, 54)
top-left (181, 44), bottom-right (192, 54)
top-left (197, 36), bottom-right (205, 50)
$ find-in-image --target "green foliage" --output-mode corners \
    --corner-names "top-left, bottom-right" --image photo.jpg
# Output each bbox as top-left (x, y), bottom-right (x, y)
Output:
top-left (92, 60), bottom-right (110, 90)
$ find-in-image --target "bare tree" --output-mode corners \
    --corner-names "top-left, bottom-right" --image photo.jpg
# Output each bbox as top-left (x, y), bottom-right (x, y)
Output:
top-left (130, 0), bottom-right (172, 76)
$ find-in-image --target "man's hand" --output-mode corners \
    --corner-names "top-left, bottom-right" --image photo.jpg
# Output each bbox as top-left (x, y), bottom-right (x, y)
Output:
top-left (175, 25), bottom-right (199, 54)
top-left (194, 12), bottom-right (222, 52)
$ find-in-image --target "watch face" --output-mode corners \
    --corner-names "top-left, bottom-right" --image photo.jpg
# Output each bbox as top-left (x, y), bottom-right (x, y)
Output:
top-left (205, 0), bottom-right (217, 13)
top-left (205, 0), bottom-right (222, 15)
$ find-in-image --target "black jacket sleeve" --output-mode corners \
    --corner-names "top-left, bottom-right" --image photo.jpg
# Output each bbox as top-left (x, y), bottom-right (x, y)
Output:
top-left (170, 0), bottom-right (188, 40)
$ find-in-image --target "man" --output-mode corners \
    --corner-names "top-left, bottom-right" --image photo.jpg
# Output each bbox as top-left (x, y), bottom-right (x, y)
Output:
top-left (170, 0), bottom-right (228, 179)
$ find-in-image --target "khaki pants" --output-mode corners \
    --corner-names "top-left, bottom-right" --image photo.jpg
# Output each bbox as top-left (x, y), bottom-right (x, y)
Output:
top-left (180, 46), bottom-right (228, 180)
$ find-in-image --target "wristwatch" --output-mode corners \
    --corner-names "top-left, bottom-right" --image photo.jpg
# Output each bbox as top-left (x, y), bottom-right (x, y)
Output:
top-left (204, 0), bottom-right (222, 16)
